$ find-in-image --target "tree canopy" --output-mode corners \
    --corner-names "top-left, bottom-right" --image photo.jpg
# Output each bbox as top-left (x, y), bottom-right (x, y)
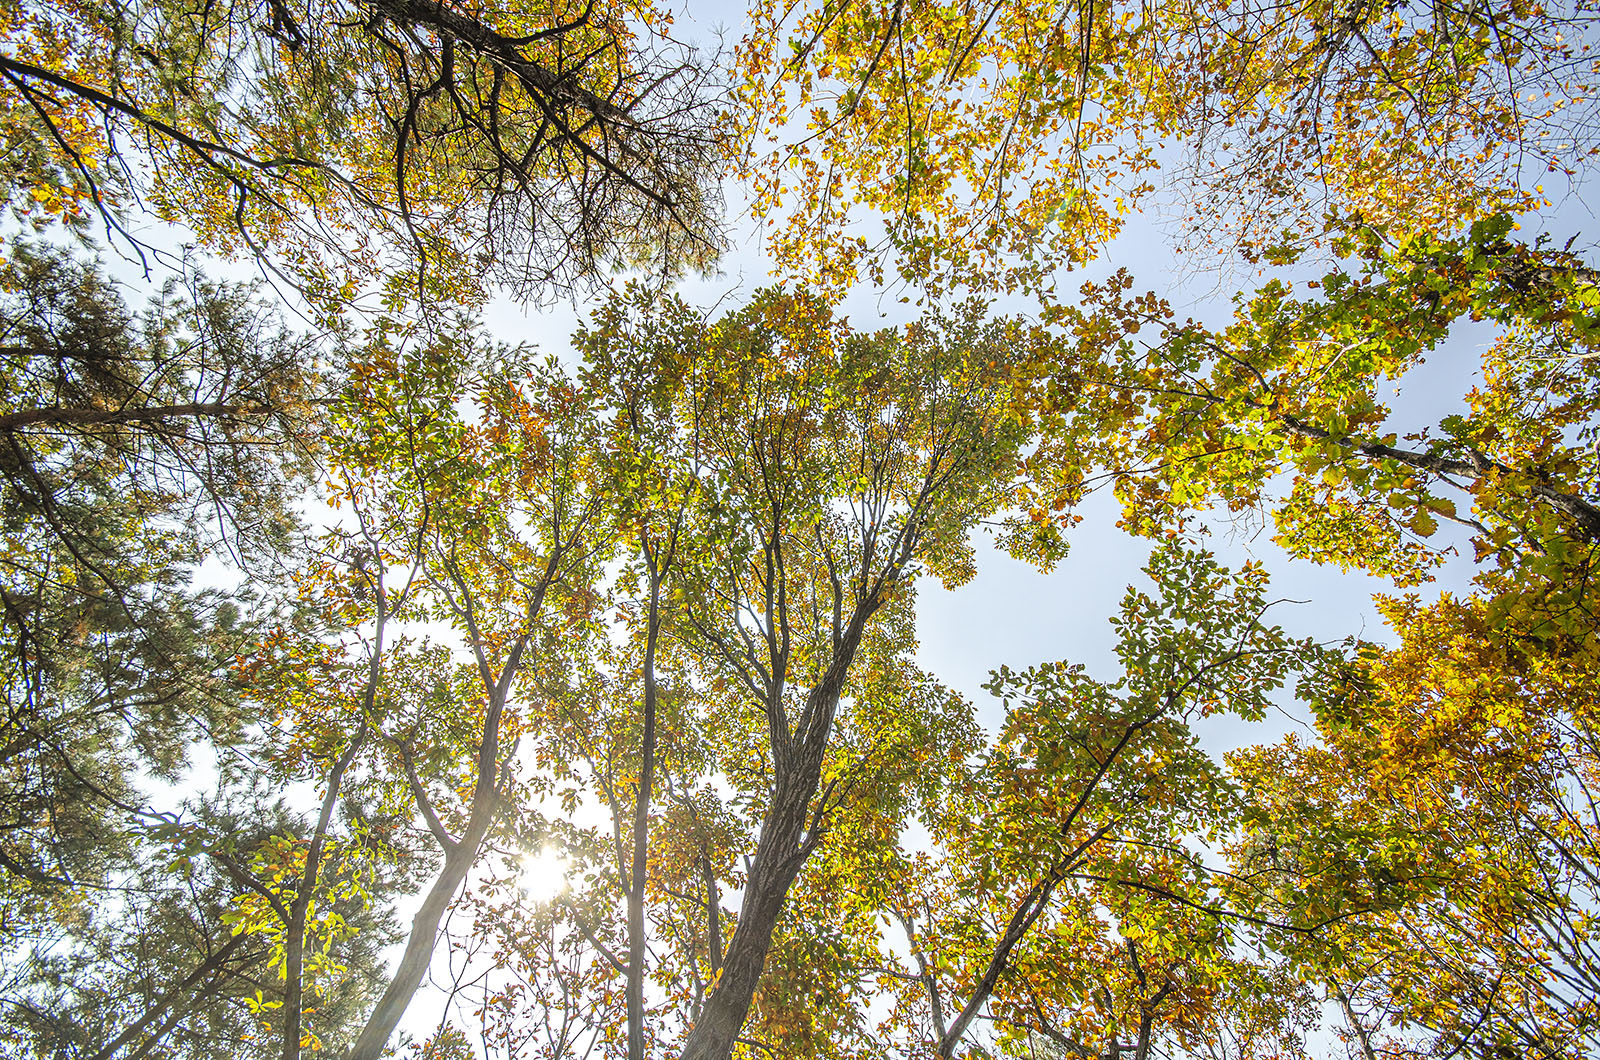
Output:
top-left (1, 0), bottom-right (1599, 1059)
top-left (1, 0), bottom-right (724, 303)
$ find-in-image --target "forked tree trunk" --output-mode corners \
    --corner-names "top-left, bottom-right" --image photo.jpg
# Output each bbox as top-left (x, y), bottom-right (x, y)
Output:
top-left (675, 768), bottom-right (817, 1060)
top-left (344, 635), bottom-right (525, 1060)
top-left (676, 631), bottom-right (864, 1060)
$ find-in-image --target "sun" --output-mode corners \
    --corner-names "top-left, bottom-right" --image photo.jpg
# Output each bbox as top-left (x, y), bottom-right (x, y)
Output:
top-left (518, 846), bottom-right (572, 904)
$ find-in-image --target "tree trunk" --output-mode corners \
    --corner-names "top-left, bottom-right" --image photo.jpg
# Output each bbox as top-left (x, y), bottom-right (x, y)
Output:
top-left (626, 569), bottom-right (663, 1060)
top-left (343, 827), bottom-right (486, 1060)
top-left (1334, 983), bottom-right (1379, 1060)
top-left (344, 636), bottom-right (524, 1060)
top-left (675, 531), bottom-right (891, 1060)
top-left (676, 767), bottom-right (815, 1060)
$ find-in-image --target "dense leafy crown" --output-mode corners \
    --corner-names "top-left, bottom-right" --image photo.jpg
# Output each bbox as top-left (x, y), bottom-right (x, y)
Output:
top-left (2, 0), bottom-right (1600, 1059)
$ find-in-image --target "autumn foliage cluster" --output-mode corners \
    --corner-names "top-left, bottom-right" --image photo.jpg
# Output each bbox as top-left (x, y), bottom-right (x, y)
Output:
top-left (1, 0), bottom-right (1599, 1059)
